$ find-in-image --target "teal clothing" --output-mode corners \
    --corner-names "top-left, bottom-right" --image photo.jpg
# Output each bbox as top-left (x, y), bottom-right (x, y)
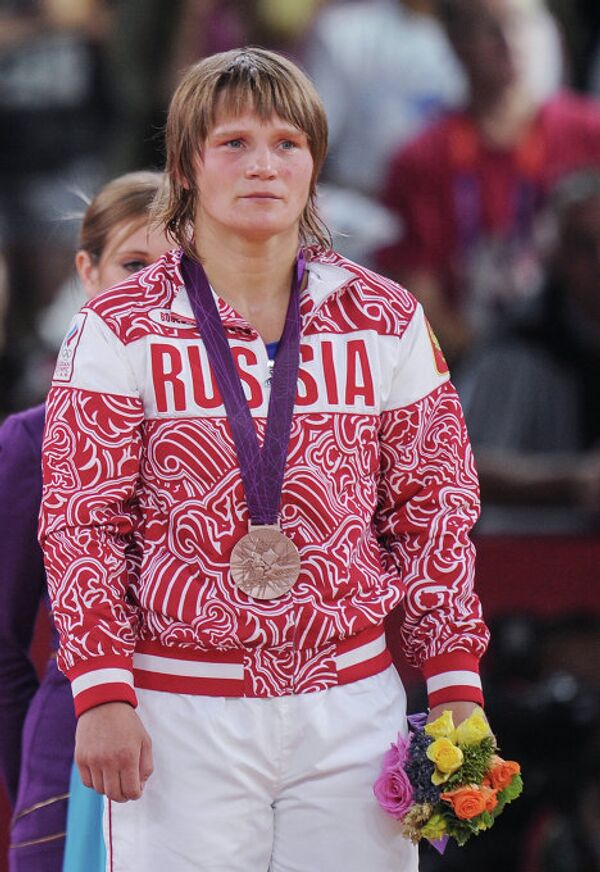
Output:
top-left (62, 764), bottom-right (105, 872)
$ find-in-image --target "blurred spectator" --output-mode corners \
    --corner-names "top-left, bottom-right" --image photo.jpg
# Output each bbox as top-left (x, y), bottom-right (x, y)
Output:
top-left (518, 613), bottom-right (600, 872)
top-left (302, 0), bottom-right (467, 263)
top-left (421, 611), bottom-right (600, 871)
top-left (548, 0), bottom-right (600, 92)
top-left (0, 0), bottom-right (113, 414)
top-left (107, 0), bottom-right (325, 173)
top-left (458, 169), bottom-right (600, 534)
top-left (172, 0), bottom-right (325, 65)
top-left (105, 0), bottom-right (185, 174)
top-left (591, 35), bottom-right (600, 99)
top-left (377, 0), bottom-right (600, 364)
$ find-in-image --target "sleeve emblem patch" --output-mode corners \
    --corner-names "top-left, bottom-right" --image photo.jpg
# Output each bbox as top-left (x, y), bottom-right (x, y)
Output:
top-left (426, 320), bottom-right (449, 376)
top-left (54, 312), bottom-right (88, 382)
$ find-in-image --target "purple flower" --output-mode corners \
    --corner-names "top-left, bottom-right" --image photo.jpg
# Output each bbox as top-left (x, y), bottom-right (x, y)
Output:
top-left (405, 729), bottom-right (440, 804)
top-left (373, 734), bottom-right (415, 820)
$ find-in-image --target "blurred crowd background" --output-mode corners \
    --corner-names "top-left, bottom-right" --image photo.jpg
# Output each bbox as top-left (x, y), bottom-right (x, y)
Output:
top-left (0, 1), bottom-right (599, 870)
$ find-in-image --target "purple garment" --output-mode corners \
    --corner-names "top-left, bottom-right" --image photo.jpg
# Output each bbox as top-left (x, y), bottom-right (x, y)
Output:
top-left (0, 404), bottom-right (76, 871)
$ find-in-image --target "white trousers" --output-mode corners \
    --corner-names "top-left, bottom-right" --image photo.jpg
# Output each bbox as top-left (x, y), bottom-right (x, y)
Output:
top-left (105, 667), bottom-right (419, 872)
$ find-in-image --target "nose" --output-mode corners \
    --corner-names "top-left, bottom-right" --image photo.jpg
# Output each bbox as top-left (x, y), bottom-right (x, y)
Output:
top-left (245, 145), bottom-right (277, 179)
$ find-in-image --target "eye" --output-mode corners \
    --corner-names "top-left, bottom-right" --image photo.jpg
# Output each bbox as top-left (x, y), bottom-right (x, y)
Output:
top-left (280, 139), bottom-right (298, 151)
top-left (122, 260), bottom-right (147, 274)
top-left (225, 138), bottom-right (244, 149)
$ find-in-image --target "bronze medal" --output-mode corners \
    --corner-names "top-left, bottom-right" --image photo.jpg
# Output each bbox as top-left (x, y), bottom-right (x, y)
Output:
top-left (230, 524), bottom-right (300, 600)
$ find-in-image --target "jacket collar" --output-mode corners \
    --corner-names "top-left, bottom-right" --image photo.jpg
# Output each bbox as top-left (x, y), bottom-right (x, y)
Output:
top-left (169, 249), bottom-right (357, 334)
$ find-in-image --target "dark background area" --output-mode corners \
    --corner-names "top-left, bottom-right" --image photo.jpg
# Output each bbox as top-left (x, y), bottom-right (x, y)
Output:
top-left (1, 2), bottom-right (599, 870)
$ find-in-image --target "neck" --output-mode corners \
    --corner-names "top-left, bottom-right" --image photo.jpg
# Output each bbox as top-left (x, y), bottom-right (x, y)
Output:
top-left (195, 224), bottom-right (300, 310)
top-left (192, 222), bottom-right (301, 342)
top-left (468, 84), bottom-right (536, 148)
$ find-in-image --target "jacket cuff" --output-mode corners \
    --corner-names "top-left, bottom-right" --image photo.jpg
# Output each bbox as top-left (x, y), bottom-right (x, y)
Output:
top-left (67, 655), bottom-right (137, 717)
top-left (422, 651), bottom-right (484, 709)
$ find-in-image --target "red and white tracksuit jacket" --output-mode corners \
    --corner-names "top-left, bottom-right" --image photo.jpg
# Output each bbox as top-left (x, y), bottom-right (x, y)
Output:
top-left (39, 247), bottom-right (489, 717)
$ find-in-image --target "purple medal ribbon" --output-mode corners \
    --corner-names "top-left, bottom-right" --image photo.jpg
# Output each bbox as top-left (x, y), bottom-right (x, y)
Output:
top-left (181, 253), bottom-right (305, 526)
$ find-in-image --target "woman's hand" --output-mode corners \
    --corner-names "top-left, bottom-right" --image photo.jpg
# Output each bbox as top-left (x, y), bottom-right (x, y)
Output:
top-left (426, 701), bottom-right (487, 728)
top-left (75, 701), bottom-right (154, 803)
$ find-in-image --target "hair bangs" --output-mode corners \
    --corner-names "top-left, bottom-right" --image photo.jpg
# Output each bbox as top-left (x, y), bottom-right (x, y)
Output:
top-left (211, 64), bottom-right (319, 146)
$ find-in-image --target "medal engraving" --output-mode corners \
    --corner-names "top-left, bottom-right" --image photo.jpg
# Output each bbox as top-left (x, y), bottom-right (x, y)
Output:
top-left (231, 525), bottom-right (300, 600)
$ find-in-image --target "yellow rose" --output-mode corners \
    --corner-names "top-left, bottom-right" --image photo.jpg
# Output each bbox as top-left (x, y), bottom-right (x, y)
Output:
top-left (453, 708), bottom-right (492, 746)
top-left (426, 738), bottom-right (464, 784)
top-left (420, 813), bottom-right (448, 840)
top-left (431, 768), bottom-right (452, 786)
top-left (424, 710), bottom-right (455, 740)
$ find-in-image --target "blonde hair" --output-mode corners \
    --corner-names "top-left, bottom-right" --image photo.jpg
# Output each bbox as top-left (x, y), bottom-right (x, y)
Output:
top-left (80, 171), bottom-right (167, 260)
top-left (155, 47), bottom-right (331, 258)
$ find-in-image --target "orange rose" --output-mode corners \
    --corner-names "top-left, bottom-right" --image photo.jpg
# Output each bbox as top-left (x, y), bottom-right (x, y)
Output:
top-left (488, 756), bottom-right (521, 791)
top-left (441, 785), bottom-right (487, 820)
top-left (482, 784), bottom-right (499, 813)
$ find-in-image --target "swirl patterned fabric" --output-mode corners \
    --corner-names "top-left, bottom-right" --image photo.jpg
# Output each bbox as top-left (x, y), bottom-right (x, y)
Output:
top-left (39, 248), bottom-right (488, 715)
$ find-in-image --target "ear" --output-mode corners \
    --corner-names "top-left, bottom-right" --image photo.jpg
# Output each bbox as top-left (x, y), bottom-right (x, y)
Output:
top-left (174, 161), bottom-right (196, 191)
top-left (179, 171), bottom-right (199, 193)
top-left (75, 250), bottom-right (101, 299)
top-left (181, 152), bottom-right (205, 191)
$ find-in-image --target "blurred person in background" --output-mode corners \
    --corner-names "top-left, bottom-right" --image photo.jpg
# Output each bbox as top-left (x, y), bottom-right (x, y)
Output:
top-left (590, 30), bottom-right (600, 100)
top-left (104, 0), bottom-right (185, 175)
top-left (420, 611), bottom-right (600, 871)
top-left (457, 169), bottom-right (600, 534)
top-left (302, 0), bottom-right (467, 264)
top-left (377, 0), bottom-right (600, 366)
top-left (0, 171), bottom-right (171, 872)
top-left (0, 0), bottom-right (114, 416)
top-left (547, 0), bottom-right (600, 92)
top-left (514, 613), bottom-right (600, 872)
top-left (107, 0), bottom-right (326, 175)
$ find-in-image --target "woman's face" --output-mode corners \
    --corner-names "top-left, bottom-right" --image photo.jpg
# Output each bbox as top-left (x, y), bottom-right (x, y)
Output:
top-left (453, 0), bottom-right (519, 95)
top-left (193, 106), bottom-right (314, 246)
top-left (76, 219), bottom-right (172, 298)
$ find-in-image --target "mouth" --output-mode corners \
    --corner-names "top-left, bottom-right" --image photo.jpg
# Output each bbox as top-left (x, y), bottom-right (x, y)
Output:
top-left (241, 193), bottom-right (282, 200)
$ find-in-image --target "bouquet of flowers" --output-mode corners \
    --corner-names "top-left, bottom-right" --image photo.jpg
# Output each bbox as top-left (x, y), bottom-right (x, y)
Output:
top-left (373, 708), bottom-right (523, 853)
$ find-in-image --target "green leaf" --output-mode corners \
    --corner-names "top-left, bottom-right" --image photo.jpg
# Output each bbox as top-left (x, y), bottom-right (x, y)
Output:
top-left (444, 737), bottom-right (496, 789)
top-left (493, 774), bottom-right (524, 817)
top-left (500, 774), bottom-right (524, 804)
